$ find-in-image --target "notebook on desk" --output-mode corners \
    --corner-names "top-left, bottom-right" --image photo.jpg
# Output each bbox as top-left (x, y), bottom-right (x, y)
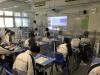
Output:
top-left (35, 57), bottom-right (49, 64)
top-left (35, 54), bottom-right (55, 66)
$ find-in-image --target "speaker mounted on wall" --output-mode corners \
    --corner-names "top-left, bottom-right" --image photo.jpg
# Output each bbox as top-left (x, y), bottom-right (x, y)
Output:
top-left (83, 10), bottom-right (88, 14)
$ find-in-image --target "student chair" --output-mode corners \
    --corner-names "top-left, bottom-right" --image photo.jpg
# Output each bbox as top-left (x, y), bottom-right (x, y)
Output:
top-left (54, 53), bottom-right (70, 75)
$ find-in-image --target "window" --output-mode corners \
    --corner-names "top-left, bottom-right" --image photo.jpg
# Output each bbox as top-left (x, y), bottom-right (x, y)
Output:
top-left (4, 11), bottom-right (13, 16)
top-left (0, 11), bottom-right (3, 15)
top-left (0, 18), bottom-right (5, 28)
top-left (15, 18), bottom-right (22, 27)
top-left (0, 10), bottom-right (30, 28)
top-left (14, 12), bottom-right (21, 16)
top-left (5, 18), bottom-right (14, 27)
top-left (22, 18), bottom-right (29, 27)
top-left (22, 12), bottom-right (28, 17)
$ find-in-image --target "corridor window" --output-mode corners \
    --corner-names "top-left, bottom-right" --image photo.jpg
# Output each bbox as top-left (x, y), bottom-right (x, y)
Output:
top-left (5, 18), bottom-right (14, 27)
top-left (22, 12), bottom-right (28, 17)
top-left (0, 11), bottom-right (3, 15)
top-left (15, 18), bottom-right (22, 27)
top-left (0, 18), bottom-right (5, 28)
top-left (14, 12), bottom-right (21, 16)
top-left (22, 18), bottom-right (29, 27)
top-left (4, 11), bottom-right (13, 16)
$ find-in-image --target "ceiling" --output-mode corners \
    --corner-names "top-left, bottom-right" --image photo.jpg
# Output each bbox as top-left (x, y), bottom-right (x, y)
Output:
top-left (0, 0), bottom-right (100, 11)
top-left (0, 0), bottom-right (31, 11)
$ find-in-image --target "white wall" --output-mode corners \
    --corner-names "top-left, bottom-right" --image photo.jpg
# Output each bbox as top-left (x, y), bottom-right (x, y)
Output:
top-left (0, 0), bottom-right (31, 11)
top-left (31, 0), bottom-right (100, 34)
top-left (31, 2), bottom-right (90, 33)
top-left (88, 3), bottom-right (100, 32)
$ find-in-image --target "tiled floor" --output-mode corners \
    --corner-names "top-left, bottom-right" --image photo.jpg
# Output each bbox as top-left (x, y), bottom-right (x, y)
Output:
top-left (72, 64), bottom-right (90, 75)
top-left (46, 63), bottom-right (90, 75)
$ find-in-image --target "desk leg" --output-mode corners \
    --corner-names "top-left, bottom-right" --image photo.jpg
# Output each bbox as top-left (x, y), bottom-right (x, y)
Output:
top-left (43, 71), bottom-right (45, 75)
top-left (50, 65), bottom-right (53, 75)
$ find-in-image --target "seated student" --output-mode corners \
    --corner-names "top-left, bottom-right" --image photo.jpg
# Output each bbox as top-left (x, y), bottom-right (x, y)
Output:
top-left (44, 28), bottom-right (50, 37)
top-left (9, 31), bottom-right (15, 44)
top-left (0, 37), bottom-right (2, 45)
top-left (3, 29), bottom-right (11, 45)
top-left (71, 35), bottom-right (81, 48)
top-left (13, 45), bottom-right (40, 75)
top-left (2, 29), bottom-right (14, 44)
top-left (57, 38), bottom-right (72, 75)
top-left (80, 31), bottom-right (90, 45)
top-left (71, 35), bottom-right (82, 67)
top-left (42, 32), bottom-right (52, 43)
top-left (24, 31), bottom-right (36, 48)
top-left (57, 38), bottom-right (72, 58)
top-left (34, 28), bottom-right (38, 37)
top-left (58, 30), bottom-right (64, 43)
top-left (80, 31), bottom-right (92, 63)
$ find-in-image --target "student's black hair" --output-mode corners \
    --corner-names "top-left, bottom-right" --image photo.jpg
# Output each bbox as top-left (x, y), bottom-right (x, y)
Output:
top-left (29, 31), bottom-right (35, 38)
top-left (5, 29), bottom-right (10, 35)
top-left (47, 32), bottom-right (50, 38)
top-left (5, 28), bottom-right (8, 31)
top-left (28, 31), bottom-right (36, 47)
top-left (45, 28), bottom-right (49, 31)
top-left (64, 38), bottom-right (72, 56)
top-left (64, 38), bottom-right (70, 44)
top-left (10, 31), bottom-right (15, 36)
top-left (30, 45), bottom-right (40, 53)
top-left (34, 28), bottom-right (38, 31)
top-left (83, 31), bottom-right (89, 37)
top-left (33, 20), bottom-right (36, 24)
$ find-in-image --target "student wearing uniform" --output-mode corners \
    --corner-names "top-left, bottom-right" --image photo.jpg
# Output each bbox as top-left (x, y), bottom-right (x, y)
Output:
top-left (13, 45), bottom-right (40, 75)
top-left (3, 29), bottom-right (11, 45)
top-left (71, 35), bottom-right (81, 67)
top-left (80, 31), bottom-right (92, 63)
top-left (34, 28), bottom-right (38, 37)
top-left (57, 38), bottom-right (72, 75)
top-left (80, 31), bottom-right (90, 45)
top-left (9, 31), bottom-right (15, 44)
top-left (44, 28), bottom-right (50, 37)
top-left (24, 31), bottom-right (36, 48)
top-left (57, 38), bottom-right (72, 58)
top-left (58, 30), bottom-right (64, 43)
top-left (2, 29), bottom-right (14, 44)
top-left (42, 32), bottom-right (52, 43)
top-left (71, 36), bottom-right (81, 48)
top-left (34, 28), bottom-right (40, 46)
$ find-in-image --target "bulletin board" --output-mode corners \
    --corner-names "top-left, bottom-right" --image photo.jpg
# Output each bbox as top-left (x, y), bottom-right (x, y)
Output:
top-left (80, 16), bottom-right (89, 29)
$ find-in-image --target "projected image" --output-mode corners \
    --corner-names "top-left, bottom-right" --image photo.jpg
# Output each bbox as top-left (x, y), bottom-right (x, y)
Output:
top-left (48, 16), bottom-right (67, 30)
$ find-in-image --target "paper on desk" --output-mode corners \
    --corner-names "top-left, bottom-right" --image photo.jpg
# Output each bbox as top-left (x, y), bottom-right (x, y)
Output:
top-left (35, 57), bottom-right (48, 64)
